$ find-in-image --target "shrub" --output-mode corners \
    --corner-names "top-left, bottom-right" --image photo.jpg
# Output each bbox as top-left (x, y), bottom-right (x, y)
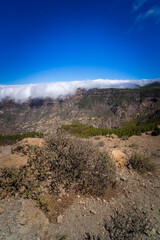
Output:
top-left (97, 141), bottom-right (105, 147)
top-left (46, 134), bottom-right (116, 196)
top-left (0, 134), bottom-right (116, 206)
top-left (105, 209), bottom-right (155, 240)
top-left (94, 136), bottom-right (101, 140)
top-left (129, 153), bottom-right (155, 173)
top-left (129, 144), bottom-right (139, 149)
top-left (84, 209), bottom-right (155, 240)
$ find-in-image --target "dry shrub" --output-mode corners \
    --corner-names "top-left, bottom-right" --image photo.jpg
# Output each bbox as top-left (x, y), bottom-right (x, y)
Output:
top-left (0, 134), bottom-right (116, 212)
top-left (97, 141), bottom-right (105, 147)
top-left (105, 209), bottom-right (155, 240)
top-left (129, 153), bottom-right (155, 173)
top-left (46, 134), bottom-right (115, 196)
top-left (94, 136), bottom-right (101, 140)
top-left (83, 209), bottom-right (156, 240)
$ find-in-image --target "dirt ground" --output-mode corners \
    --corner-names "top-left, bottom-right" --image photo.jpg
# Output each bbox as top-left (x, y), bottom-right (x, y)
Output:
top-left (0, 134), bottom-right (160, 240)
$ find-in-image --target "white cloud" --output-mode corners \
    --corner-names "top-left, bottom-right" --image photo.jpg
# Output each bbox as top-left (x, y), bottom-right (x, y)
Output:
top-left (136, 6), bottom-right (160, 23)
top-left (133, 0), bottom-right (148, 11)
top-left (0, 78), bottom-right (159, 103)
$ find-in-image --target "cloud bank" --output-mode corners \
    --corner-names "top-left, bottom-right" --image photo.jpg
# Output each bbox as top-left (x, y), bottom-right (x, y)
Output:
top-left (0, 78), bottom-right (159, 103)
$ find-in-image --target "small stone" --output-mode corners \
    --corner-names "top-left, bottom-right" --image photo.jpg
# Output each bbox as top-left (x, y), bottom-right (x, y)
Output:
top-left (57, 198), bottom-right (62, 202)
top-left (37, 238), bottom-right (41, 240)
top-left (145, 228), bottom-right (156, 237)
top-left (132, 205), bottom-right (137, 210)
top-left (156, 230), bottom-right (160, 235)
top-left (120, 177), bottom-right (126, 181)
top-left (150, 228), bottom-right (156, 235)
top-left (57, 214), bottom-right (63, 223)
top-left (19, 186), bottom-right (25, 193)
top-left (0, 208), bottom-right (4, 214)
top-left (90, 210), bottom-right (96, 215)
top-left (0, 191), bottom-right (7, 199)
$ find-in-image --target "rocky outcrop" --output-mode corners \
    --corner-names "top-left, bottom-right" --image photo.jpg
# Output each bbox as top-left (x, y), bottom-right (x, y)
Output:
top-left (11, 138), bottom-right (45, 155)
top-left (0, 154), bottom-right (28, 169)
top-left (110, 150), bottom-right (127, 168)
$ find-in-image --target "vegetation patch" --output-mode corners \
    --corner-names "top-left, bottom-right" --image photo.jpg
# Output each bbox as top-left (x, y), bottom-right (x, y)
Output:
top-left (60, 112), bottom-right (160, 138)
top-left (0, 134), bottom-right (116, 218)
top-left (129, 153), bottom-right (155, 173)
top-left (84, 209), bottom-right (155, 240)
top-left (46, 134), bottom-right (116, 195)
top-left (77, 85), bottom-right (160, 109)
top-left (0, 131), bottom-right (44, 146)
top-left (105, 209), bottom-right (155, 240)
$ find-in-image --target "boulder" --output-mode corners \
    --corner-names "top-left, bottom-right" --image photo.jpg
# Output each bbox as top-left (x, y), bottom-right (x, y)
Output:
top-left (11, 138), bottom-right (45, 155)
top-left (110, 150), bottom-right (127, 168)
top-left (0, 154), bottom-right (28, 169)
top-left (152, 125), bottom-right (160, 136)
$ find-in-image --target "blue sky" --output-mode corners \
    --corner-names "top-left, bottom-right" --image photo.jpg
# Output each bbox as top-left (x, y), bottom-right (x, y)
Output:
top-left (0, 0), bottom-right (160, 85)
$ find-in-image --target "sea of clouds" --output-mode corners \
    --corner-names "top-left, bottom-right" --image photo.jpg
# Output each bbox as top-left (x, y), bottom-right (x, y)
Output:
top-left (0, 78), bottom-right (159, 103)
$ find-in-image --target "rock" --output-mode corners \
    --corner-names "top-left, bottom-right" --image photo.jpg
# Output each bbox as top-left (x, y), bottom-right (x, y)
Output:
top-left (57, 214), bottom-right (63, 223)
top-left (0, 191), bottom-right (7, 199)
top-left (151, 229), bottom-right (156, 235)
top-left (90, 210), bottom-right (96, 215)
top-left (145, 131), bottom-right (152, 135)
top-left (145, 228), bottom-right (156, 237)
top-left (156, 230), bottom-right (160, 235)
top-left (0, 154), bottom-right (28, 169)
top-left (0, 208), bottom-right (4, 214)
top-left (132, 205), bottom-right (137, 210)
top-left (152, 125), bottom-right (160, 136)
top-left (19, 186), bottom-right (26, 193)
top-left (110, 150), bottom-right (127, 168)
top-left (11, 138), bottom-right (45, 155)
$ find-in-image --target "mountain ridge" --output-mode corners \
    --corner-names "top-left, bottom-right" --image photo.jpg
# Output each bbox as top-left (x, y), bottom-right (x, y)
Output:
top-left (0, 82), bottom-right (160, 135)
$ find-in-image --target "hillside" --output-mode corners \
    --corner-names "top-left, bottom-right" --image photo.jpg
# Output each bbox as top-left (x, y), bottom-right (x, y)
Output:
top-left (0, 82), bottom-right (160, 135)
top-left (0, 133), bottom-right (160, 239)
top-left (0, 82), bottom-right (160, 239)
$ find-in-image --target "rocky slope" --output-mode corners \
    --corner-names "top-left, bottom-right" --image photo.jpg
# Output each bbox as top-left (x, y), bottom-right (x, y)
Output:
top-left (0, 82), bottom-right (160, 135)
top-left (0, 133), bottom-right (160, 240)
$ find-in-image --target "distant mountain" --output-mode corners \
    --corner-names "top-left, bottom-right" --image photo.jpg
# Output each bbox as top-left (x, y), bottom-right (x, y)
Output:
top-left (0, 83), bottom-right (160, 135)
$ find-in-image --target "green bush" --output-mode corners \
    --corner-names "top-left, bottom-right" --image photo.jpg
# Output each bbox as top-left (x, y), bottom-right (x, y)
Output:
top-left (0, 131), bottom-right (44, 146)
top-left (129, 153), bottom-right (155, 173)
top-left (60, 119), bottom-right (159, 138)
